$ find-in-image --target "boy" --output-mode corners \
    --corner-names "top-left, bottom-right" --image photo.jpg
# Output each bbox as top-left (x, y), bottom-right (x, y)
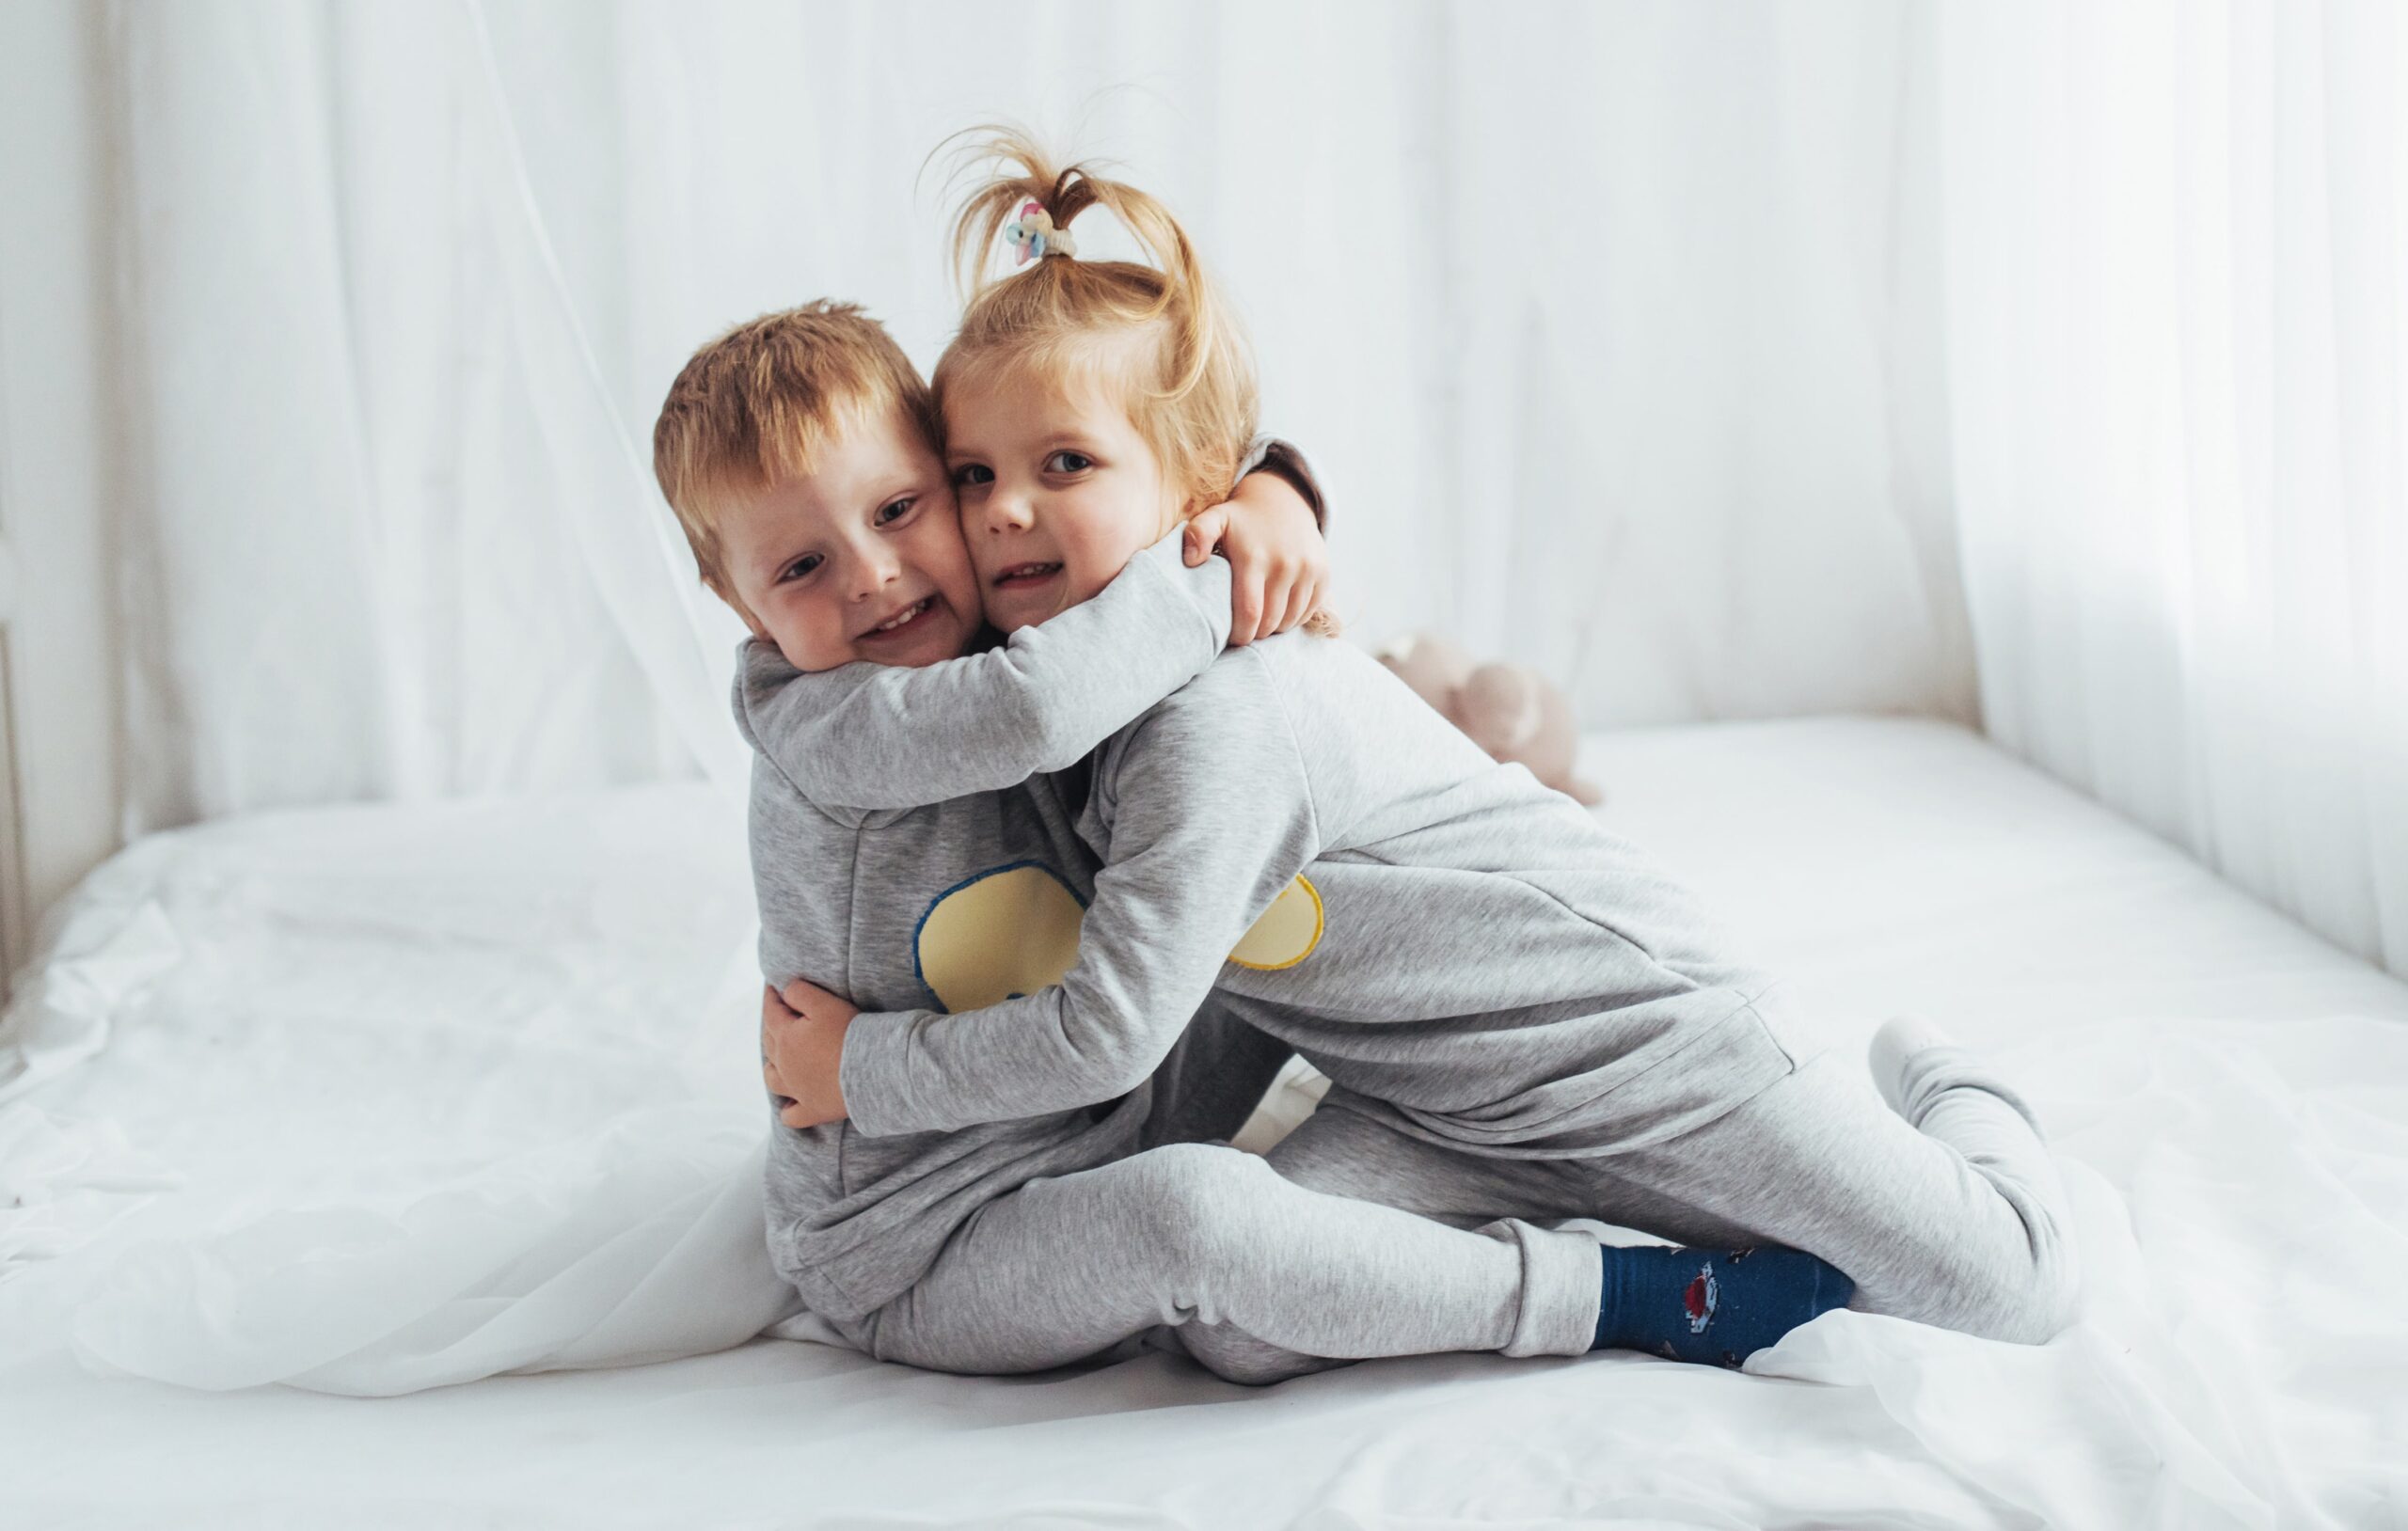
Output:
top-left (652, 301), bottom-right (1329, 1327)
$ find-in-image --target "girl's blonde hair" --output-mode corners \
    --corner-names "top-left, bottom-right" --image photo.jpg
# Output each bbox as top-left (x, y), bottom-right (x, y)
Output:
top-left (935, 128), bottom-right (1259, 517)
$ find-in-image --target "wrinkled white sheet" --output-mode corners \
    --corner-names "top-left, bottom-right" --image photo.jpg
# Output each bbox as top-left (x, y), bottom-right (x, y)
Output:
top-left (3, 719), bottom-right (2403, 1528)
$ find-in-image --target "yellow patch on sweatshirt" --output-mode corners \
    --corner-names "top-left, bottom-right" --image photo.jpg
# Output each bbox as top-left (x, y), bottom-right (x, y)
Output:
top-left (1228, 875), bottom-right (1324, 971)
top-left (915, 862), bottom-right (1085, 1012)
top-left (917, 863), bottom-right (1324, 1012)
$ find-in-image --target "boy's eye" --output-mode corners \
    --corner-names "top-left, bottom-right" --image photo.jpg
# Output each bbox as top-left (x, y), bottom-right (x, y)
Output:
top-left (780, 553), bottom-right (822, 582)
top-left (874, 497), bottom-right (913, 526)
top-left (1044, 450), bottom-right (1093, 474)
top-left (952, 464), bottom-right (994, 488)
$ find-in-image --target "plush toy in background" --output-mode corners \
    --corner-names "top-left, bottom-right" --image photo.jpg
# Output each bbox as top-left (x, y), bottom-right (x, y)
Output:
top-left (1376, 632), bottom-right (1603, 806)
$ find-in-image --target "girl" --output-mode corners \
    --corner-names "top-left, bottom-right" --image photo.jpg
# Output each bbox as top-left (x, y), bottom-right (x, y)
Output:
top-left (760, 132), bottom-right (2076, 1383)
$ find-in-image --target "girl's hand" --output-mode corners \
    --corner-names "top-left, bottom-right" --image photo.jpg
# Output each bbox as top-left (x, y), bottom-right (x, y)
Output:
top-left (761, 980), bottom-right (857, 1129)
top-left (1185, 470), bottom-right (1329, 645)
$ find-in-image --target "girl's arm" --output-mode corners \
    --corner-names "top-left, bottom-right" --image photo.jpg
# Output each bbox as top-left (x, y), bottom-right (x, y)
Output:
top-left (834, 652), bottom-right (1323, 1134)
top-left (733, 440), bottom-right (1323, 813)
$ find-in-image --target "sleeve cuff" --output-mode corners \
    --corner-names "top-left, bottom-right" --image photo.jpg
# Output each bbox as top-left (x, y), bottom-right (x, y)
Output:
top-left (1247, 438), bottom-right (1326, 532)
top-left (837, 1009), bottom-right (927, 1137)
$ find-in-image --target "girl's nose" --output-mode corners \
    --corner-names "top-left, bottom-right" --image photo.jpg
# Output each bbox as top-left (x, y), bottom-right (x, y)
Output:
top-left (984, 486), bottom-right (1037, 534)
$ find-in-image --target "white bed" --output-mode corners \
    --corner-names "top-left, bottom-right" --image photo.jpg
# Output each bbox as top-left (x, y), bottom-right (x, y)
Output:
top-left (3, 717), bottom-right (2403, 1529)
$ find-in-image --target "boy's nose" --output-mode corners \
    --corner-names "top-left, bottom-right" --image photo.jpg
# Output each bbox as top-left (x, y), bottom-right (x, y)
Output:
top-left (848, 546), bottom-right (901, 600)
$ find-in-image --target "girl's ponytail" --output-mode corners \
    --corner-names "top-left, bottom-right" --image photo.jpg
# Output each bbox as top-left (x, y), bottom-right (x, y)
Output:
top-left (935, 127), bottom-right (1256, 513)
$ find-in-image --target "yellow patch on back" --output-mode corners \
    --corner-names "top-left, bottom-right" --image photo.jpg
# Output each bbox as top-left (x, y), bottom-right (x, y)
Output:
top-left (916, 863), bottom-right (1085, 1012)
top-left (1229, 875), bottom-right (1323, 971)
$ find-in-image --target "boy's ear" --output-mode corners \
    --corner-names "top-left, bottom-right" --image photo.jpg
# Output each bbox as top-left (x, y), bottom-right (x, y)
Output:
top-left (705, 575), bottom-right (773, 640)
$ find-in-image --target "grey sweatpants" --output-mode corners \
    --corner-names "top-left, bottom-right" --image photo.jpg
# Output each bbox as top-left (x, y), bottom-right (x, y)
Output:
top-left (839, 1041), bottom-right (2077, 1383)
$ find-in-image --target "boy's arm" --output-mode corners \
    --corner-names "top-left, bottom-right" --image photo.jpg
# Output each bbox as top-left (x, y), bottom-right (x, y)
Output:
top-left (1230, 438), bottom-right (1326, 530)
top-left (736, 529), bottom-right (1230, 810)
top-left (735, 438), bottom-right (1323, 813)
top-left (835, 656), bottom-right (1323, 1134)
top-left (1190, 441), bottom-right (1329, 646)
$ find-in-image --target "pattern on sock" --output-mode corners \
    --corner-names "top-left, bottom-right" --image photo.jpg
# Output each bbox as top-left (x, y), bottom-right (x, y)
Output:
top-left (1594, 1243), bottom-right (1853, 1369)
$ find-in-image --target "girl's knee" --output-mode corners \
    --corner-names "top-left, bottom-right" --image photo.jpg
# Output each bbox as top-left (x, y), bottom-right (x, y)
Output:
top-left (1119, 1143), bottom-right (1281, 1272)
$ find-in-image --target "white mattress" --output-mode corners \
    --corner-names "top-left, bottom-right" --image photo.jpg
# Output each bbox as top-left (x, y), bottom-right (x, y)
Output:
top-left (4, 718), bottom-right (2403, 1529)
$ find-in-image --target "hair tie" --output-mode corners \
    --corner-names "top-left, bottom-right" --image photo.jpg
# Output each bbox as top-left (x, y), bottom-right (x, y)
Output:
top-left (1004, 200), bottom-right (1076, 264)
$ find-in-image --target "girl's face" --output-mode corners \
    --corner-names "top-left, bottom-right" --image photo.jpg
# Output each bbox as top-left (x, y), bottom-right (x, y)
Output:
top-left (943, 365), bottom-right (1186, 634)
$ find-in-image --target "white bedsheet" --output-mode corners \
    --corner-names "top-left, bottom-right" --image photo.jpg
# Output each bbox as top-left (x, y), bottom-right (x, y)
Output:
top-left (2, 718), bottom-right (2402, 1528)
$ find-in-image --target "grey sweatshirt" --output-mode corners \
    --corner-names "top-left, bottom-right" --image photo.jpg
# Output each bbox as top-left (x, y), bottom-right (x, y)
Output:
top-left (761, 625), bottom-right (1815, 1164)
top-left (737, 440), bottom-right (1320, 1323)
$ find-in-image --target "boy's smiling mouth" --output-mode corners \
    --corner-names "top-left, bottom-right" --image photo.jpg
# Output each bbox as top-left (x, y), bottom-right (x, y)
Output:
top-left (857, 595), bottom-right (939, 644)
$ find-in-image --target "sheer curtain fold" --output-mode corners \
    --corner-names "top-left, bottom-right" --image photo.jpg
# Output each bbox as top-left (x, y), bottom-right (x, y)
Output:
top-left (79, 0), bottom-right (2408, 977)
top-left (93, 0), bottom-right (1967, 837)
top-left (113, 0), bottom-right (745, 835)
top-left (1939, 0), bottom-right (2408, 975)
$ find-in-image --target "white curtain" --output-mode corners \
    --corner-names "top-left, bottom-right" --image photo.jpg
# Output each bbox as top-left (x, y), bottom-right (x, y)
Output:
top-left (1938, 1), bottom-right (2408, 976)
top-left (92, 0), bottom-right (1968, 836)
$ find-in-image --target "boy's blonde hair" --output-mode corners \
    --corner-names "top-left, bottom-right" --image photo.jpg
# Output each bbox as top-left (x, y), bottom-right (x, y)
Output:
top-left (652, 302), bottom-right (942, 616)
top-left (936, 129), bottom-right (1259, 518)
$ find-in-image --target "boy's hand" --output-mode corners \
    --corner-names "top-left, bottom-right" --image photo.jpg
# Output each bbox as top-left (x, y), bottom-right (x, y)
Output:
top-left (761, 980), bottom-right (857, 1129)
top-left (1185, 470), bottom-right (1328, 645)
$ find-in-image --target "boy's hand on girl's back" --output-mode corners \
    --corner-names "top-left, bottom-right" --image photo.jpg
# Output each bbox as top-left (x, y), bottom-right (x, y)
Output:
top-left (761, 980), bottom-right (857, 1129)
top-left (1185, 469), bottom-right (1329, 646)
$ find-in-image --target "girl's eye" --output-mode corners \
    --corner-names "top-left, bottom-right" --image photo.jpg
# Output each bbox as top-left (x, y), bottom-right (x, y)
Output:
top-left (875, 497), bottom-right (913, 526)
top-left (952, 464), bottom-right (994, 488)
top-left (1044, 450), bottom-right (1093, 474)
top-left (780, 553), bottom-right (822, 582)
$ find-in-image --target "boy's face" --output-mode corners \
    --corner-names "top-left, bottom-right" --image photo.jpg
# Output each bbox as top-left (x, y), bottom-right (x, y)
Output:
top-left (943, 369), bottom-right (1185, 635)
top-left (714, 407), bottom-right (981, 671)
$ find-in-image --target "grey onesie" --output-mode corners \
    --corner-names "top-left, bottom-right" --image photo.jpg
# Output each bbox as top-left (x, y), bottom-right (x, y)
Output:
top-left (765, 604), bottom-right (2079, 1381)
top-left (740, 439), bottom-right (1639, 1380)
top-left (737, 543), bottom-right (1256, 1323)
top-left (743, 529), bottom-right (1626, 1378)
top-left (737, 440), bottom-right (1323, 1320)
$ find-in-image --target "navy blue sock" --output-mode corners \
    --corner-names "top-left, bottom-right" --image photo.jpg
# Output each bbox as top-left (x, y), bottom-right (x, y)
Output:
top-left (1593, 1243), bottom-right (1853, 1368)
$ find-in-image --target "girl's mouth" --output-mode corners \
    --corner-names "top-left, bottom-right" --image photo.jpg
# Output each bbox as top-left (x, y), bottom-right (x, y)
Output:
top-left (992, 561), bottom-right (1063, 590)
top-left (860, 596), bottom-right (937, 642)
